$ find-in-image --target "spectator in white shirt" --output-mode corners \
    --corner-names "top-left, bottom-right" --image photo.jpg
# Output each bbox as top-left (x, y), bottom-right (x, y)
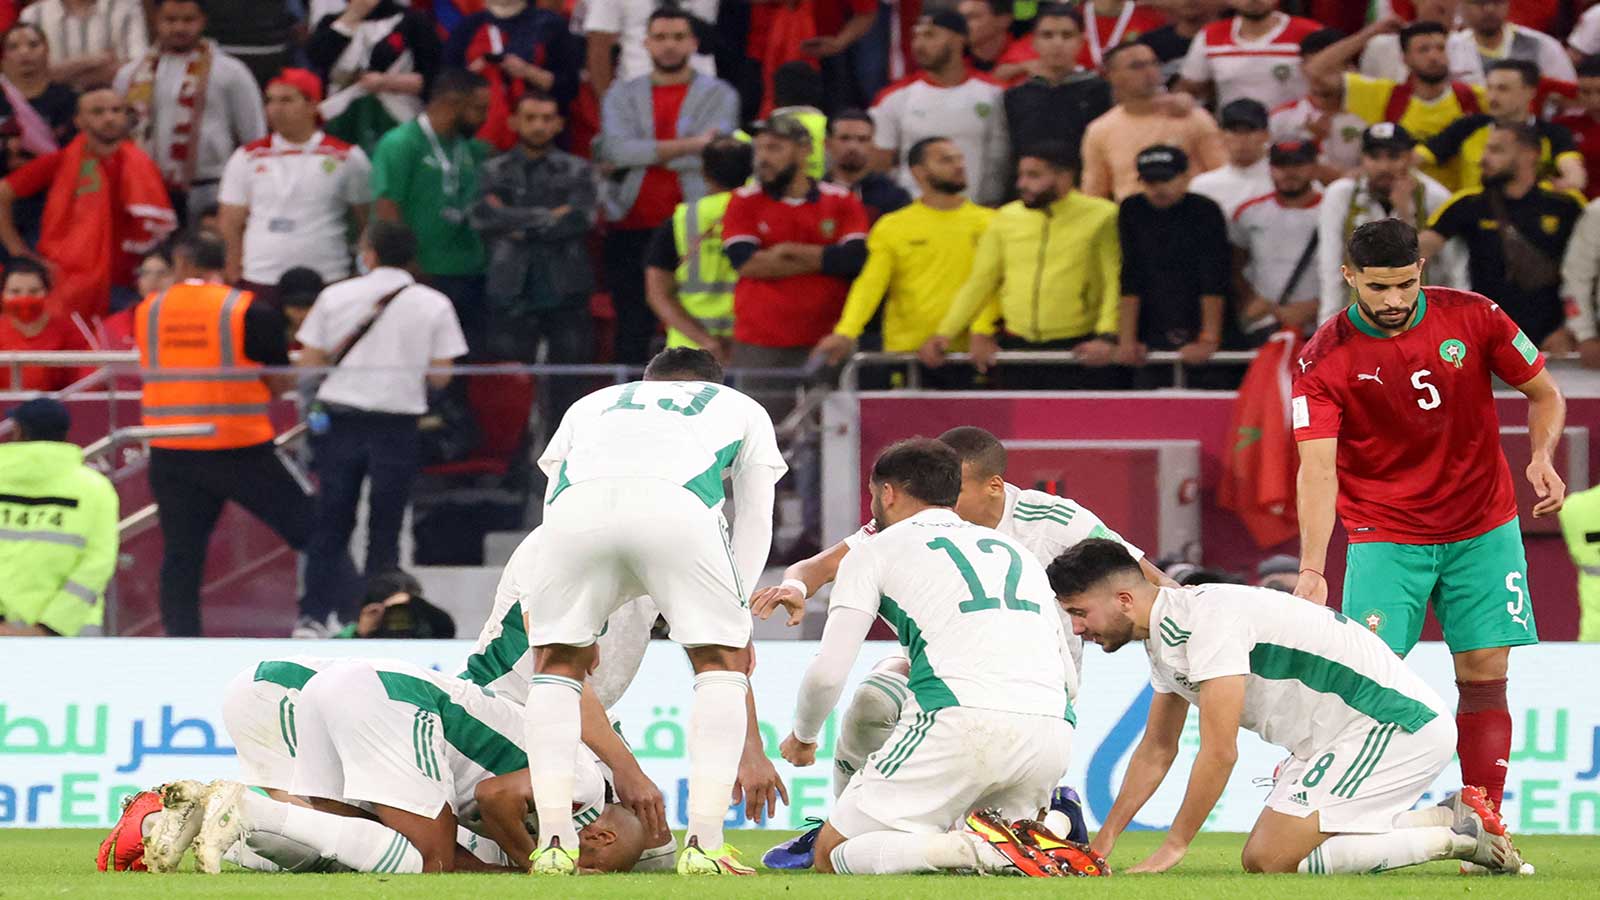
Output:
top-left (1189, 98), bottom-right (1273, 219)
top-left (218, 68), bottom-right (373, 300)
top-left (1571, 4), bottom-right (1600, 65)
top-left (1229, 139), bottom-right (1322, 340)
top-left (1447, 0), bottom-right (1574, 86)
top-left (1176, 0), bottom-right (1320, 110)
top-left (295, 220), bottom-right (468, 631)
top-left (20, 0), bottom-right (148, 90)
top-left (870, 11), bottom-right (1009, 205)
top-left (1271, 28), bottom-right (1368, 178)
top-left (584, 0), bottom-right (719, 98)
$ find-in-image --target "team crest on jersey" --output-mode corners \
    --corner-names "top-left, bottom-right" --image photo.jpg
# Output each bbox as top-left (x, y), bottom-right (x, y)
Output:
top-left (1341, 125), bottom-right (1361, 142)
top-left (820, 218), bottom-right (836, 238)
top-left (1361, 609), bottom-right (1386, 634)
top-left (1542, 214), bottom-right (1561, 235)
top-left (1272, 64), bottom-right (1291, 82)
top-left (322, 158), bottom-right (338, 174)
top-left (1438, 339), bottom-right (1467, 368)
top-left (975, 102), bottom-right (992, 118)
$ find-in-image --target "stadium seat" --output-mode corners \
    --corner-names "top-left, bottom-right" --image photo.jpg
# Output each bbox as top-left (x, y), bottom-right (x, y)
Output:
top-left (422, 372), bottom-right (536, 478)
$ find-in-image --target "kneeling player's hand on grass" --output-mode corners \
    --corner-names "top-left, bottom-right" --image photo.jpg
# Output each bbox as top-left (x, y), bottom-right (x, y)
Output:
top-left (612, 761), bottom-right (670, 841)
top-left (1527, 458), bottom-right (1567, 518)
top-left (1126, 839), bottom-right (1187, 874)
top-left (736, 744), bottom-right (792, 821)
top-left (751, 583), bottom-right (806, 626)
top-left (780, 733), bottom-right (817, 767)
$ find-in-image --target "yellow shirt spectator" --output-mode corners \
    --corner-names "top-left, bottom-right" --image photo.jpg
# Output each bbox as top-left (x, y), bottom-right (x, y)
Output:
top-left (1342, 72), bottom-right (1487, 189)
top-left (833, 199), bottom-right (996, 352)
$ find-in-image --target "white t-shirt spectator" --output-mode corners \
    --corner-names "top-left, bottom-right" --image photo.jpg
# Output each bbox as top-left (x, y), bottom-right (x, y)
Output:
top-left (1446, 24), bottom-right (1575, 85)
top-left (1569, 6), bottom-right (1600, 59)
top-left (297, 267), bottom-right (468, 415)
top-left (218, 131), bottom-right (372, 284)
top-left (1179, 12), bottom-right (1320, 110)
top-left (1188, 157), bottom-right (1271, 220)
top-left (21, 0), bottom-right (148, 69)
top-left (870, 72), bottom-right (1010, 205)
top-left (583, 0), bottom-right (718, 86)
top-left (1270, 98), bottom-right (1366, 173)
top-left (1229, 189), bottom-right (1323, 309)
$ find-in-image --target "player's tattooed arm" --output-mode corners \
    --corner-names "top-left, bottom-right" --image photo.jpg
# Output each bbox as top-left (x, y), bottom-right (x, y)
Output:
top-left (1129, 676), bottom-right (1246, 874)
top-left (1092, 689), bottom-right (1189, 861)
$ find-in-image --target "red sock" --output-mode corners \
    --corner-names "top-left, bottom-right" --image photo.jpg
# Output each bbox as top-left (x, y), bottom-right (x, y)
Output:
top-left (1456, 678), bottom-right (1512, 808)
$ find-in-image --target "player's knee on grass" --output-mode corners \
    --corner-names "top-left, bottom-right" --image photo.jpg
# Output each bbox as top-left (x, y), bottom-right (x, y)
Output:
top-left (1241, 812), bottom-right (1326, 874)
top-left (812, 822), bottom-right (848, 874)
top-left (577, 805), bottom-right (649, 872)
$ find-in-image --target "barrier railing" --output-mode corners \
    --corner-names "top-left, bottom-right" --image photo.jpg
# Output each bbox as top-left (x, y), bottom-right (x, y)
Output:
top-left (837, 349), bottom-right (1264, 391)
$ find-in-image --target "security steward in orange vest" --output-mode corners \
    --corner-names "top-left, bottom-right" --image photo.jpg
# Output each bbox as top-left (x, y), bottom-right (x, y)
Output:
top-left (135, 233), bottom-right (354, 636)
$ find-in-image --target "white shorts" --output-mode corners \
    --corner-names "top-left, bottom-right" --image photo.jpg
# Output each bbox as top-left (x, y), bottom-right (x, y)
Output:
top-left (830, 705), bottom-right (1073, 838)
top-left (220, 659), bottom-right (325, 792)
top-left (524, 478), bottom-right (751, 649)
top-left (1267, 713), bottom-right (1457, 833)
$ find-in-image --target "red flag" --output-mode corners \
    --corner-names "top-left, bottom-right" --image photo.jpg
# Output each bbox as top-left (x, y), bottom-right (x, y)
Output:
top-left (1218, 329), bottom-right (1304, 547)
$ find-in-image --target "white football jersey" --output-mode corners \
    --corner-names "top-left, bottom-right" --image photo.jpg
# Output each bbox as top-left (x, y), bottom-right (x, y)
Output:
top-left (830, 508), bottom-right (1072, 720)
top-left (453, 532), bottom-right (537, 703)
top-left (539, 380), bottom-right (786, 510)
top-left (1144, 584), bottom-right (1448, 759)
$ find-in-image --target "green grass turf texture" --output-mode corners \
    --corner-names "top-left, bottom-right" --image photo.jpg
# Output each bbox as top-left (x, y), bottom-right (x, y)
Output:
top-left (8, 828), bottom-right (1598, 898)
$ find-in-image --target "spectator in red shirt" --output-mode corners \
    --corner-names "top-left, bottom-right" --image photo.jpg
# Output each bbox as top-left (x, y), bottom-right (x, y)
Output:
top-left (800, 0), bottom-right (878, 112)
top-left (962, 0), bottom-right (1018, 74)
top-left (1555, 55), bottom-right (1600, 200)
top-left (0, 258), bottom-right (89, 391)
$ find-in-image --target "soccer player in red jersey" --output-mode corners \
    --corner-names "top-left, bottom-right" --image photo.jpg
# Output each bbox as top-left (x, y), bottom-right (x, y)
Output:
top-left (1290, 218), bottom-right (1567, 817)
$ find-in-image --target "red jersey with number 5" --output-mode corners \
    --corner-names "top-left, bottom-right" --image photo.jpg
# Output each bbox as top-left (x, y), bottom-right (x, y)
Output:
top-left (1291, 287), bottom-right (1544, 544)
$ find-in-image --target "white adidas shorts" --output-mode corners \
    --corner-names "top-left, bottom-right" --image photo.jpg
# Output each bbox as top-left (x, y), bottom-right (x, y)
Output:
top-left (524, 478), bottom-right (751, 649)
top-left (830, 705), bottom-right (1073, 838)
top-left (220, 659), bottom-right (325, 792)
top-left (1266, 713), bottom-right (1457, 833)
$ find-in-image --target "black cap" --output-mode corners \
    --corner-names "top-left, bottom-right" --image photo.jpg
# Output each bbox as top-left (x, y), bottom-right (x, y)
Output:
top-left (8, 397), bottom-right (71, 440)
top-left (1135, 144), bottom-right (1189, 182)
top-left (1269, 139), bottom-right (1318, 166)
top-left (276, 266), bottom-right (325, 309)
top-left (921, 9), bottom-right (969, 38)
top-left (1218, 98), bottom-right (1269, 131)
top-left (750, 115), bottom-right (812, 144)
top-left (1360, 121), bottom-right (1415, 153)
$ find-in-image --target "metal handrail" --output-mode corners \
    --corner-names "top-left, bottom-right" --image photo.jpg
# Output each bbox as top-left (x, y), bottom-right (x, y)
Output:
top-left (83, 425), bottom-right (217, 463)
top-left (837, 350), bottom-right (1263, 391)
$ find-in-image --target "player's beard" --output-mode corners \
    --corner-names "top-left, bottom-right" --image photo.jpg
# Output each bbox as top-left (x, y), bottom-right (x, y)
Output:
top-left (1358, 297), bottom-right (1416, 329)
top-left (1093, 614), bottom-right (1137, 653)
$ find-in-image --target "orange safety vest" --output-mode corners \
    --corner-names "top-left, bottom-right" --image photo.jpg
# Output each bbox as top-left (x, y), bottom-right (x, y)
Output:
top-left (134, 283), bottom-right (275, 450)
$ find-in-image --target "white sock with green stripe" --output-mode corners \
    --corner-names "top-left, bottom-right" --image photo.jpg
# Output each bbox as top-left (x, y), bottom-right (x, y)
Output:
top-left (238, 793), bottom-right (420, 873)
top-left (828, 831), bottom-right (982, 875)
top-left (526, 673), bottom-right (584, 853)
top-left (1298, 827), bottom-right (1470, 874)
top-left (687, 670), bottom-right (749, 848)
top-left (834, 672), bottom-right (908, 797)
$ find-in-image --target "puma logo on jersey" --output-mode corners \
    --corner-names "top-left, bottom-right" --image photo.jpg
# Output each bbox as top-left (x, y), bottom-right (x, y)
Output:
top-left (1297, 357), bottom-right (1310, 373)
top-left (1496, 759), bottom-right (1509, 768)
top-left (1357, 368), bottom-right (1383, 385)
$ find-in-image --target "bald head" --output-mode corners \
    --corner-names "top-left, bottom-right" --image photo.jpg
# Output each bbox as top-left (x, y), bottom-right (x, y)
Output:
top-left (576, 805), bottom-right (648, 873)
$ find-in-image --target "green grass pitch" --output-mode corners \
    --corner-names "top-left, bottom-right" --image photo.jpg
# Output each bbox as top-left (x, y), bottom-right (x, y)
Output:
top-left (7, 829), bottom-right (1600, 898)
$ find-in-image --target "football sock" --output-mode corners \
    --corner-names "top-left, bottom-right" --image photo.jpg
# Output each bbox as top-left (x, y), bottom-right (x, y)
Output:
top-left (140, 810), bottom-right (162, 839)
top-left (635, 837), bottom-right (680, 872)
top-left (1299, 827), bottom-right (1469, 874)
top-left (686, 670), bottom-right (749, 848)
top-left (526, 673), bottom-right (585, 853)
top-left (239, 792), bottom-right (420, 873)
top-left (1456, 678), bottom-right (1512, 808)
top-left (1393, 805), bottom-right (1453, 829)
top-left (833, 672), bottom-right (908, 798)
top-left (828, 831), bottom-right (979, 875)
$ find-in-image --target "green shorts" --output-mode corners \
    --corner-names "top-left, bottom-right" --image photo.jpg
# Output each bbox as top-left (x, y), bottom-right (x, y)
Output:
top-left (1343, 518), bottom-right (1539, 656)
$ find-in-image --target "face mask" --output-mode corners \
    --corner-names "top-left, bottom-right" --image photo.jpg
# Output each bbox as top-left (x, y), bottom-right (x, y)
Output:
top-left (3, 296), bottom-right (44, 324)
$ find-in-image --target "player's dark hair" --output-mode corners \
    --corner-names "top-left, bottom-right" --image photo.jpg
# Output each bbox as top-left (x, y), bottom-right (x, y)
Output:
top-left (1579, 54), bottom-right (1600, 79)
top-left (1398, 20), bottom-right (1447, 53)
top-left (173, 232), bottom-right (226, 272)
top-left (1019, 139), bottom-right (1080, 174)
top-left (907, 136), bottom-right (951, 168)
top-left (644, 347), bottom-right (724, 383)
top-left (938, 426), bottom-right (1007, 480)
top-left (4, 256), bottom-right (52, 292)
top-left (364, 220), bottom-right (418, 268)
top-left (1346, 218), bottom-right (1419, 270)
top-left (702, 136), bottom-right (753, 190)
top-left (1487, 58), bottom-right (1540, 88)
top-left (870, 438), bottom-right (961, 507)
top-left (827, 108), bottom-right (873, 137)
top-left (1046, 538), bottom-right (1141, 598)
top-left (1034, 3), bottom-right (1084, 30)
top-left (772, 60), bottom-right (824, 109)
top-left (1495, 120), bottom-right (1542, 151)
top-left (1299, 27), bottom-right (1345, 58)
top-left (513, 88), bottom-right (560, 114)
top-left (429, 67), bottom-right (489, 102)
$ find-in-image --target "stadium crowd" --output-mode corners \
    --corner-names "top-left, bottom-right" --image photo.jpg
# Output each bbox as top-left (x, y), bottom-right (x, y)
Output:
top-left (8, 0), bottom-right (1600, 635)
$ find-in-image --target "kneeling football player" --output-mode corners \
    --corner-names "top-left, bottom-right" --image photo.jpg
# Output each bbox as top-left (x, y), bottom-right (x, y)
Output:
top-left (1049, 540), bottom-right (1527, 875)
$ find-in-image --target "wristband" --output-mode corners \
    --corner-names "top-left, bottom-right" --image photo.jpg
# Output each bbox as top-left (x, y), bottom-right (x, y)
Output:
top-left (1299, 568), bottom-right (1323, 578)
top-left (781, 578), bottom-right (810, 600)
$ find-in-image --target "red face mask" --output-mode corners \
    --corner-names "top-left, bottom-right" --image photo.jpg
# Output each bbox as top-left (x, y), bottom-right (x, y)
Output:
top-left (3, 295), bottom-right (45, 324)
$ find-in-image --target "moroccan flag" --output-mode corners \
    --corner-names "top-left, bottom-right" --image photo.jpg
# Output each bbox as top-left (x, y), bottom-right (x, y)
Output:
top-left (1218, 329), bottom-right (1304, 548)
top-left (36, 136), bottom-right (175, 320)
